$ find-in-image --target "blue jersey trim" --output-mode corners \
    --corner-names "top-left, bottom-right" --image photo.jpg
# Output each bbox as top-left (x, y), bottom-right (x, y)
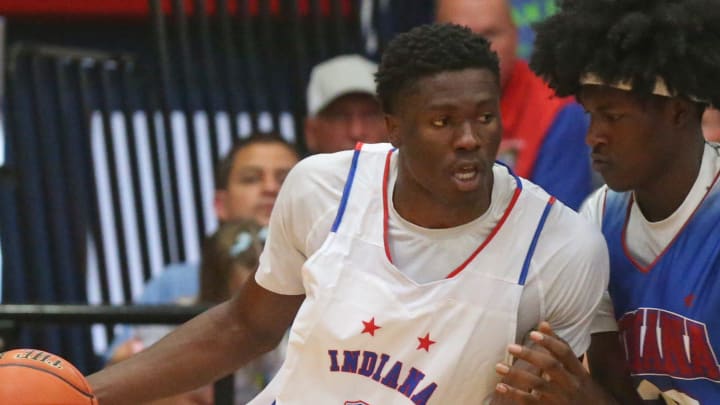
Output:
top-left (331, 148), bottom-right (362, 232)
top-left (518, 198), bottom-right (554, 285)
top-left (494, 160), bottom-right (524, 191)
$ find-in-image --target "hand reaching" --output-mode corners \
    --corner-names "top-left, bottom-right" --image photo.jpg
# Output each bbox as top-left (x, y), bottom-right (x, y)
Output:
top-left (492, 322), bottom-right (618, 405)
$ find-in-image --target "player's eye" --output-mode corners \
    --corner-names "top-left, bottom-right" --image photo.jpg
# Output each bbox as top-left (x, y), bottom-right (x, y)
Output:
top-left (431, 117), bottom-right (450, 128)
top-left (237, 171), bottom-right (262, 184)
top-left (604, 112), bottom-right (624, 122)
top-left (478, 113), bottom-right (496, 124)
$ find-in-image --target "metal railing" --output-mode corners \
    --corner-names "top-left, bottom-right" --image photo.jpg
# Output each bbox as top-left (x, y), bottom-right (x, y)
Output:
top-left (0, 304), bottom-right (239, 405)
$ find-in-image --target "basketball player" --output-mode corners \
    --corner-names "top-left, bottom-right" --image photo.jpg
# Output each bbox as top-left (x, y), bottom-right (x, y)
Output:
top-left (436, 0), bottom-right (594, 210)
top-left (491, 0), bottom-right (720, 404)
top-left (85, 24), bottom-right (609, 404)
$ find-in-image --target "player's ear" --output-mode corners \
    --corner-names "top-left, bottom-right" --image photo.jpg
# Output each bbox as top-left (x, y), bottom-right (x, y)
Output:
top-left (669, 98), bottom-right (693, 129)
top-left (385, 114), bottom-right (402, 148)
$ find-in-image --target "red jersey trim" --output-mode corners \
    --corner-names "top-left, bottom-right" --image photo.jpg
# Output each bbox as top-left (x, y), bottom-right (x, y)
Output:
top-left (621, 167), bottom-right (720, 273)
top-left (380, 149), bottom-right (523, 279)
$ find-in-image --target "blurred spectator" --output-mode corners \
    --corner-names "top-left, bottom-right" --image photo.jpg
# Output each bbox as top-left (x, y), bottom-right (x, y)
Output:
top-left (122, 132), bottom-right (299, 307)
top-left (436, 0), bottom-right (594, 209)
top-left (703, 107), bottom-right (720, 142)
top-left (510, 0), bottom-right (560, 59)
top-left (213, 132), bottom-right (301, 226)
top-left (304, 55), bottom-right (388, 154)
top-left (104, 133), bottom-right (299, 400)
top-left (111, 220), bottom-right (279, 404)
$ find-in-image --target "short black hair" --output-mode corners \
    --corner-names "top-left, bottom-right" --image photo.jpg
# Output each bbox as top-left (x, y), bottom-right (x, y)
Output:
top-left (376, 23), bottom-right (499, 113)
top-left (215, 132), bottom-right (298, 190)
top-left (530, 0), bottom-right (720, 107)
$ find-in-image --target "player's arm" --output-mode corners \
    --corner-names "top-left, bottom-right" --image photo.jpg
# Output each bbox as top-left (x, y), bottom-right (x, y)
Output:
top-left (491, 208), bottom-right (613, 404)
top-left (88, 280), bottom-right (303, 405)
top-left (587, 331), bottom-right (642, 404)
top-left (491, 213), bottom-right (642, 404)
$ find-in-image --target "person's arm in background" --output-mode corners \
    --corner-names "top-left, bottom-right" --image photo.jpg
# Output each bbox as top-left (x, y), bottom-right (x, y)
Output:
top-left (531, 103), bottom-right (594, 211)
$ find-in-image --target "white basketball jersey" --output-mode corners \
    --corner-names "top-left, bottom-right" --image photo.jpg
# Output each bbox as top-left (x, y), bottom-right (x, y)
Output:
top-left (249, 144), bottom-right (557, 405)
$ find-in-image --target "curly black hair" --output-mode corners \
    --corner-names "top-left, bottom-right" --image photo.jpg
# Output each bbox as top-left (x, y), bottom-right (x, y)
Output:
top-left (376, 23), bottom-right (499, 113)
top-left (530, 0), bottom-right (720, 107)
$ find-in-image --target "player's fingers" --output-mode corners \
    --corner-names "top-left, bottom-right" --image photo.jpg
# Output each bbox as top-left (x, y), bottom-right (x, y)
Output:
top-left (495, 362), bottom-right (545, 392)
top-left (537, 321), bottom-right (558, 338)
top-left (507, 344), bottom-right (575, 388)
top-left (529, 324), bottom-right (586, 375)
top-left (494, 381), bottom-right (543, 404)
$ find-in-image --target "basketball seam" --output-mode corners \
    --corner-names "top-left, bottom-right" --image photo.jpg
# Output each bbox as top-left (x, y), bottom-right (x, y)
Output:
top-left (0, 364), bottom-right (95, 399)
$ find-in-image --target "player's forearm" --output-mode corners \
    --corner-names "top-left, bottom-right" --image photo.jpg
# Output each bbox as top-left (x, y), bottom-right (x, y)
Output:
top-left (588, 332), bottom-right (644, 405)
top-left (88, 301), bottom-right (269, 405)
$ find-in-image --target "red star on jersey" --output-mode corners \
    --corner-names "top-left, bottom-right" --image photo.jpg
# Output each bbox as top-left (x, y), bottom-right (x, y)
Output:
top-left (417, 333), bottom-right (436, 352)
top-left (361, 317), bottom-right (381, 336)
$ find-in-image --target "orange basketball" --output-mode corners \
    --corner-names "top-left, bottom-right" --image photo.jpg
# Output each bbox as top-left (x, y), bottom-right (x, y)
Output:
top-left (0, 348), bottom-right (98, 405)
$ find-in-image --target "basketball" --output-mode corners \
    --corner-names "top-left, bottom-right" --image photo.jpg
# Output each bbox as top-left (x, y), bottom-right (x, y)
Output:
top-left (0, 348), bottom-right (98, 405)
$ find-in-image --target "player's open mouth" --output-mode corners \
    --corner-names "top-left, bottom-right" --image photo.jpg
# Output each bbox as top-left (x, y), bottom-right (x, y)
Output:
top-left (452, 165), bottom-right (480, 190)
top-left (454, 170), bottom-right (477, 181)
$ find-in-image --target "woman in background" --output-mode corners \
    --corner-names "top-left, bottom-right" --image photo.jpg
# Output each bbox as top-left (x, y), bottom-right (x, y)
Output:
top-left (113, 220), bottom-right (283, 405)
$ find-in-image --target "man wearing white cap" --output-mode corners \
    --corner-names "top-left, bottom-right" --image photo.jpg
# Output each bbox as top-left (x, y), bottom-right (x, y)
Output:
top-left (304, 54), bottom-right (388, 154)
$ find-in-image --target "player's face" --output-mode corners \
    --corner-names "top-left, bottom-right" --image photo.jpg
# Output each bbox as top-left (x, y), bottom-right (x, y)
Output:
top-left (215, 142), bottom-right (298, 225)
top-left (579, 85), bottom-right (676, 192)
top-left (387, 68), bottom-right (501, 214)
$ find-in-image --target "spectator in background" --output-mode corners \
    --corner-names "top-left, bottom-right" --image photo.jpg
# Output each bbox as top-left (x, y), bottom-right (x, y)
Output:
top-left (213, 132), bottom-right (300, 227)
top-left (703, 107), bottom-right (720, 142)
top-left (436, 0), bottom-right (594, 210)
top-left (303, 55), bottom-right (388, 154)
top-left (112, 220), bottom-right (279, 404)
top-left (105, 132), bottom-right (298, 366)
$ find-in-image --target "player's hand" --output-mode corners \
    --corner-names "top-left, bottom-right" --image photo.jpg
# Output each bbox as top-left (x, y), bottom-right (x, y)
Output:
top-left (487, 341), bottom-right (546, 405)
top-left (493, 322), bottom-right (618, 405)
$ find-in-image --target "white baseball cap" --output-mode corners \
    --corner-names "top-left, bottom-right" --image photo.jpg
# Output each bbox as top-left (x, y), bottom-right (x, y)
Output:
top-left (306, 54), bottom-right (378, 117)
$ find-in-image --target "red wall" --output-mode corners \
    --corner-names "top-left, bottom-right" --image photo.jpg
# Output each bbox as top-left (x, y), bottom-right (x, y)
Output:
top-left (0, 0), bottom-right (352, 18)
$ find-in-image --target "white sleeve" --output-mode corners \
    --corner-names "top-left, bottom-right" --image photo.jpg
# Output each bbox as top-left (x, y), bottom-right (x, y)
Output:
top-left (579, 186), bottom-right (607, 226)
top-left (255, 152), bottom-right (351, 295)
top-left (540, 209), bottom-right (610, 356)
top-left (590, 291), bottom-right (619, 333)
